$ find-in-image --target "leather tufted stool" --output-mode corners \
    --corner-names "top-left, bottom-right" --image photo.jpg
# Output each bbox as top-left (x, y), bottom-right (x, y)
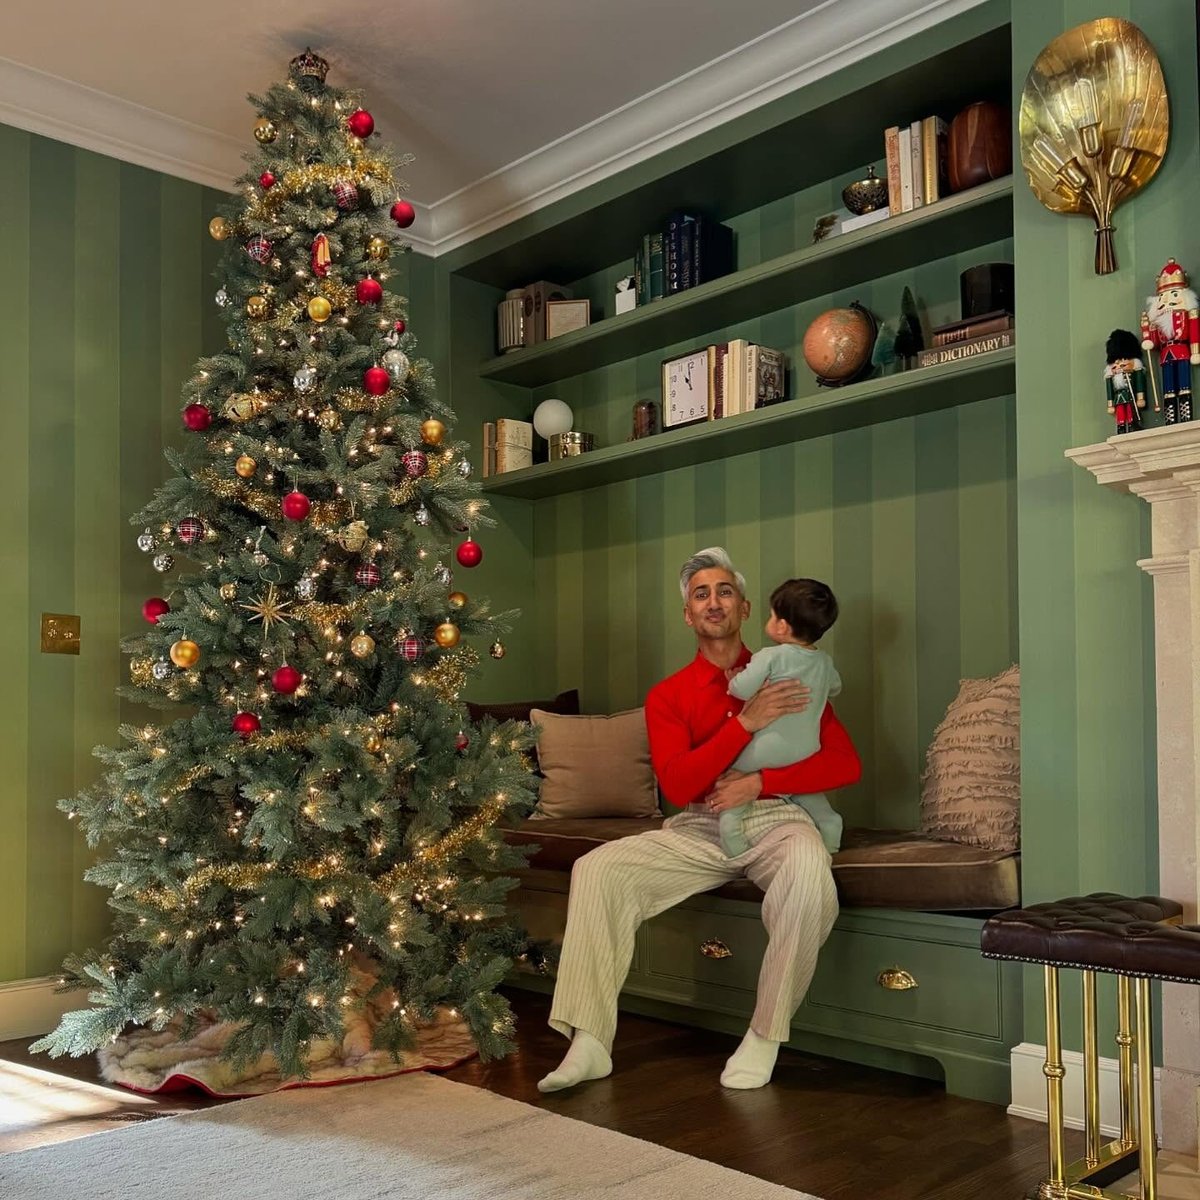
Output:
top-left (982, 893), bottom-right (1193, 1200)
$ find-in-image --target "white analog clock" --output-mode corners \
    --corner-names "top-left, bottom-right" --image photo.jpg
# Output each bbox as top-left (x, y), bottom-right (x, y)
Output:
top-left (662, 348), bottom-right (711, 428)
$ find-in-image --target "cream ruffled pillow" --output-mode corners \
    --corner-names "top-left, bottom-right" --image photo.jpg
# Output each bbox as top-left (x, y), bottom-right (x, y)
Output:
top-left (920, 665), bottom-right (1020, 852)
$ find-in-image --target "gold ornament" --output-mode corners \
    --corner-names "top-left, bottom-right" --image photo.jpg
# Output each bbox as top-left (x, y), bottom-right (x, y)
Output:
top-left (448, 591), bottom-right (467, 610)
top-left (367, 236), bottom-right (390, 262)
top-left (434, 621), bottom-right (461, 649)
top-left (209, 217), bottom-right (231, 241)
top-left (489, 640), bottom-right (506, 660)
top-left (170, 639), bottom-right (201, 668)
top-left (336, 520), bottom-right (370, 552)
top-left (253, 117), bottom-right (278, 144)
top-left (246, 295), bottom-right (270, 319)
top-left (364, 732), bottom-right (383, 753)
top-left (307, 296), bottom-right (332, 323)
top-left (223, 392), bottom-right (272, 422)
top-left (241, 583), bottom-right (294, 636)
top-left (316, 408), bottom-right (341, 432)
top-left (220, 582), bottom-right (238, 601)
top-left (235, 455), bottom-right (257, 478)
top-left (420, 418), bottom-right (446, 446)
top-left (350, 633), bottom-right (376, 659)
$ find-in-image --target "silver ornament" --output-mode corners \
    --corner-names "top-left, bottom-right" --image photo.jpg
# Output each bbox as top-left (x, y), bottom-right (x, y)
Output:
top-left (152, 660), bottom-right (173, 681)
top-left (215, 287), bottom-right (231, 308)
top-left (456, 459), bottom-right (472, 479)
top-left (294, 365), bottom-right (318, 393)
top-left (433, 563), bottom-right (452, 587)
top-left (252, 551), bottom-right (269, 567)
top-left (414, 504), bottom-right (431, 527)
top-left (137, 528), bottom-right (156, 553)
top-left (381, 349), bottom-right (410, 383)
top-left (383, 328), bottom-right (400, 349)
top-left (296, 575), bottom-right (318, 600)
top-left (152, 553), bottom-right (175, 573)
top-left (489, 640), bottom-right (506, 660)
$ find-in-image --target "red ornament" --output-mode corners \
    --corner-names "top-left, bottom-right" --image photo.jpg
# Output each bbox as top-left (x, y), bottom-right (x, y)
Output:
top-left (142, 597), bottom-right (170, 624)
top-left (364, 366), bottom-right (390, 395)
top-left (176, 517), bottom-right (205, 545)
top-left (390, 200), bottom-right (416, 228)
top-left (456, 539), bottom-right (483, 568)
top-left (232, 711), bottom-right (261, 739)
top-left (282, 491), bottom-right (311, 521)
top-left (245, 234), bottom-right (273, 263)
top-left (455, 731), bottom-right (470, 752)
top-left (311, 233), bottom-right (331, 278)
top-left (393, 319), bottom-right (406, 335)
top-left (356, 276), bottom-right (383, 305)
top-left (272, 664), bottom-right (303, 694)
top-left (332, 180), bottom-right (358, 210)
top-left (183, 404), bottom-right (212, 431)
top-left (347, 109), bottom-right (375, 138)
top-left (356, 562), bottom-right (382, 589)
top-left (259, 171), bottom-right (276, 189)
top-left (399, 636), bottom-right (424, 662)
top-left (402, 449), bottom-right (428, 477)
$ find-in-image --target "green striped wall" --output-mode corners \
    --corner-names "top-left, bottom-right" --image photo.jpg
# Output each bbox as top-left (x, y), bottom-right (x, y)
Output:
top-left (0, 124), bottom-right (223, 983)
top-left (529, 397), bottom-right (1017, 826)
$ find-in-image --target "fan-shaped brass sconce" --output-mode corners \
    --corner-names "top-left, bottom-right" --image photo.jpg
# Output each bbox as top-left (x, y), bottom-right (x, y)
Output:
top-left (1019, 17), bottom-right (1168, 275)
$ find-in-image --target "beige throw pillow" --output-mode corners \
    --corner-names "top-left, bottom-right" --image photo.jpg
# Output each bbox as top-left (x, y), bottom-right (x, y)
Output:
top-left (919, 664), bottom-right (1020, 852)
top-left (529, 708), bottom-right (660, 819)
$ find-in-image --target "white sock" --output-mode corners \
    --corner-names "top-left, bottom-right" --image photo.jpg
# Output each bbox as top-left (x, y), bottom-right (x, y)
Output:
top-left (537, 1029), bottom-right (612, 1093)
top-left (720, 1028), bottom-right (780, 1089)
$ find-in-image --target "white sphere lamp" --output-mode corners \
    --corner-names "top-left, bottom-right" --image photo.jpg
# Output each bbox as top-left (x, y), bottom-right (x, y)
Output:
top-left (532, 398), bottom-right (573, 440)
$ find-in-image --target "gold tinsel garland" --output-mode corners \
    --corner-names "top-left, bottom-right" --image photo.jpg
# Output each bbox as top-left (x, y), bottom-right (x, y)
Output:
top-left (198, 469), bottom-right (349, 528)
top-left (244, 159), bottom-right (396, 226)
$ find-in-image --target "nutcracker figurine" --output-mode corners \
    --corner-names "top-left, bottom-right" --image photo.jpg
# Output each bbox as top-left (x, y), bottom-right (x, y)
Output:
top-left (1140, 257), bottom-right (1200, 425)
top-left (1104, 329), bottom-right (1147, 435)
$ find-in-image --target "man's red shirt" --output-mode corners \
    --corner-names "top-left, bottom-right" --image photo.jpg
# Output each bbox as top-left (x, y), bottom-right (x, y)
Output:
top-left (644, 645), bottom-right (861, 809)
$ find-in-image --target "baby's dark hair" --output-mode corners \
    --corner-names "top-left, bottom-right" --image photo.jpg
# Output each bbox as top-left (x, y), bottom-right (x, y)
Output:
top-left (770, 578), bottom-right (838, 643)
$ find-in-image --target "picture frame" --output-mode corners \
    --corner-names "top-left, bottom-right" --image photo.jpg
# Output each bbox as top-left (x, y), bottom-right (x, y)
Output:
top-left (545, 298), bottom-right (591, 339)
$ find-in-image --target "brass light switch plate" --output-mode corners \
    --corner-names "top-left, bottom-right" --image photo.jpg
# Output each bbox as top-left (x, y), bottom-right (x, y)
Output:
top-left (41, 613), bottom-right (81, 655)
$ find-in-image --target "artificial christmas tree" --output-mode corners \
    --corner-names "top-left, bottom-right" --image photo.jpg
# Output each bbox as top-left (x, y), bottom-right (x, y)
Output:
top-left (34, 50), bottom-right (540, 1088)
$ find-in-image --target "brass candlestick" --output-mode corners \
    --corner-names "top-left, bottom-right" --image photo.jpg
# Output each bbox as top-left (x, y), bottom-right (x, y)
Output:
top-left (1019, 18), bottom-right (1169, 275)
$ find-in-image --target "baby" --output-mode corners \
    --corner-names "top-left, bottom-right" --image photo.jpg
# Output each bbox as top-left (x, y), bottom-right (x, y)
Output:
top-left (722, 577), bottom-right (843, 857)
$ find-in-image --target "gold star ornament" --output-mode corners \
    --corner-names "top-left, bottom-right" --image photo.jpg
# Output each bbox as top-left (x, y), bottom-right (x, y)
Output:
top-left (240, 583), bottom-right (293, 636)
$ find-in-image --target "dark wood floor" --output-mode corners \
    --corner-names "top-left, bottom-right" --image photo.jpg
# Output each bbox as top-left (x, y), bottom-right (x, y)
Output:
top-left (1, 987), bottom-right (1075, 1198)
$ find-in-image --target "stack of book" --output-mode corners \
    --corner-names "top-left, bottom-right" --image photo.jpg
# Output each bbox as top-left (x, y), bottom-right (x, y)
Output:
top-left (481, 418), bottom-right (534, 476)
top-left (916, 310), bottom-right (1014, 368)
top-left (884, 116), bottom-right (949, 215)
top-left (708, 340), bottom-right (787, 417)
top-left (634, 211), bottom-right (734, 306)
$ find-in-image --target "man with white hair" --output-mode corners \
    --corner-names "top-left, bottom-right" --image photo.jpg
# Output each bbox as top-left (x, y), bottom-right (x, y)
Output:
top-left (538, 546), bottom-right (861, 1093)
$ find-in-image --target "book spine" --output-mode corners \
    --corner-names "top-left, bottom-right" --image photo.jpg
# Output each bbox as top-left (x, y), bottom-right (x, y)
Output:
top-left (639, 234), bottom-right (651, 306)
top-left (482, 422), bottom-right (495, 478)
top-left (898, 127), bottom-right (913, 212)
top-left (917, 329), bottom-right (1015, 368)
top-left (920, 116), bottom-right (943, 204)
top-left (933, 315), bottom-right (1014, 346)
top-left (909, 120), bottom-right (924, 209)
top-left (634, 241), bottom-right (644, 308)
top-left (665, 214), bottom-right (683, 295)
top-left (713, 343), bottom-right (728, 418)
top-left (679, 218), bottom-right (695, 290)
top-left (695, 221), bottom-right (733, 285)
top-left (884, 126), bottom-right (902, 215)
top-left (648, 232), bottom-right (665, 301)
top-left (745, 345), bottom-right (758, 415)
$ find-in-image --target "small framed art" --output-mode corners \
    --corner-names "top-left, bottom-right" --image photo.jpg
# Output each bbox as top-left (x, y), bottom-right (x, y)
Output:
top-left (545, 298), bottom-right (591, 339)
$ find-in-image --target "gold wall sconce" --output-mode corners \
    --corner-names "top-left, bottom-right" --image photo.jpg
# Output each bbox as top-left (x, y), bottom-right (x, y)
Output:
top-left (1019, 17), bottom-right (1169, 275)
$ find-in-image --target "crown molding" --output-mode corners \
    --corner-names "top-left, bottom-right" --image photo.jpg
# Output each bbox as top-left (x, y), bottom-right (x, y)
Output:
top-left (0, 0), bottom-right (987, 259)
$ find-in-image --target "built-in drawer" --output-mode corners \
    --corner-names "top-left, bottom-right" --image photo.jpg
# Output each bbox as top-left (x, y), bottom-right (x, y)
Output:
top-left (644, 905), bottom-right (767, 994)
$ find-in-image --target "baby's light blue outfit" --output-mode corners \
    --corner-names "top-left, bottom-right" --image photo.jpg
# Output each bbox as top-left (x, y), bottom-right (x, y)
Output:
top-left (722, 643), bottom-right (843, 857)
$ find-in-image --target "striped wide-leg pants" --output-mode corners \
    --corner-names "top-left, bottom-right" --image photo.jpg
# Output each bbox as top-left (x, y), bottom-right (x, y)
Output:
top-left (547, 800), bottom-right (840, 1052)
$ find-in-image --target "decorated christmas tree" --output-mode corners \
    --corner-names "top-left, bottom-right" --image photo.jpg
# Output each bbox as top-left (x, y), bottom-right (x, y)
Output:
top-left (34, 50), bottom-right (539, 1080)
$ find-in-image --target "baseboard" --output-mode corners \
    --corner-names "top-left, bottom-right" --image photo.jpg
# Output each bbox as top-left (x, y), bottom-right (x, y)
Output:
top-left (0, 976), bottom-right (89, 1042)
top-left (1009, 1042), bottom-right (1163, 1144)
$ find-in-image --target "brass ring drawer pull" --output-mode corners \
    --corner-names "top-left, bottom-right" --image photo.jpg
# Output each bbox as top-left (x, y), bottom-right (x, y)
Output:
top-left (700, 938), bottom-right (732, 959)
top-left (877, 967), bottom-right (918, 991)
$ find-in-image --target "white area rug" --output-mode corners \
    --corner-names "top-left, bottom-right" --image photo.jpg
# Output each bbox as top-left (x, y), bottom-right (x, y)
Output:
top-left (0, 1071), bottom-right (820, 1199)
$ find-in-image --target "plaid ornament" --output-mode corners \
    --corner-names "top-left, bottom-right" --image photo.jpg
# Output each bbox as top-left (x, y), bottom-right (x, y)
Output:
top-left (355, 562), bottom-right (382, 589)
top-left (332, 180), bottom-right (358, 210)
top-left (399, 637), bottom-right (424, 662)
top-left (245, 234), bottom-right (272, 264)
top-left (176, 517), bottom-right (205, 545)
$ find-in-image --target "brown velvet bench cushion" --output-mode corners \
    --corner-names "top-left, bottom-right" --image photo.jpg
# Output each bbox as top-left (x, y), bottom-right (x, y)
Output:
top-left (504, 817), bottom-right (1019, 912)
top-left (980, 892), bottom-right (1200, 982)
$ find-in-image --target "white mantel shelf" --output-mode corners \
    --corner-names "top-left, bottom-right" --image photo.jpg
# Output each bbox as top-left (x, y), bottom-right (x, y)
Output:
top-left (1066, 419), bottom-right (1200, 1164)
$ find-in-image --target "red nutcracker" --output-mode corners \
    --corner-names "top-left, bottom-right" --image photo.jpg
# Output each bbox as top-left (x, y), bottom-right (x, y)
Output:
top-left (1141, 257), bottom-right (1200, 425)
top-left (1104, 329), bottom-right (1147, 435)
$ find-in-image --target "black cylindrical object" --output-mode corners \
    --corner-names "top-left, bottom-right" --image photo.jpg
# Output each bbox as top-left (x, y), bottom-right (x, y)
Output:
top-left (960, 263), bottom-right (1014, 318)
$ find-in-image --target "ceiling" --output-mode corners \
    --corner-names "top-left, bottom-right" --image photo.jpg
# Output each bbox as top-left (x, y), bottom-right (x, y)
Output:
top-left (0, 0), bottom-right (984, 253)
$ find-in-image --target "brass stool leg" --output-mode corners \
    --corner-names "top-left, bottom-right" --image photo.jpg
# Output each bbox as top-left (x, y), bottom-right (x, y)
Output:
top-left (1135, 977), bottom-right (1158, 1200)
top-left (1082, 969), bottom-right (1101, 1165)
top-left (1041, 965), bottom-right (1068, 1199)
top-left (1117, 974), bottom-right (1136, 1148)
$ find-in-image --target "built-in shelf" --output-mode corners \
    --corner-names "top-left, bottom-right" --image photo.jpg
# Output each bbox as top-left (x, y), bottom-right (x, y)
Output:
top-left (478, 178), bottom-right (1013, 390)
top-left (481, 347), bottom-right (1015, 500)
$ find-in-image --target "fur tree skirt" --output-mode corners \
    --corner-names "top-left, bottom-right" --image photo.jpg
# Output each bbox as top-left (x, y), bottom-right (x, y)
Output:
top-left (99, 1005), bottom-right (478, 1097)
